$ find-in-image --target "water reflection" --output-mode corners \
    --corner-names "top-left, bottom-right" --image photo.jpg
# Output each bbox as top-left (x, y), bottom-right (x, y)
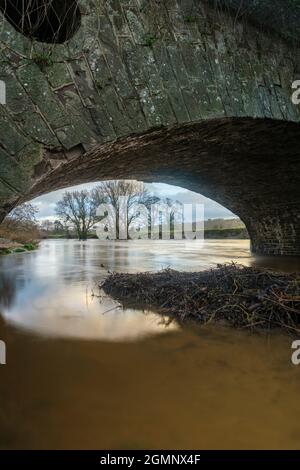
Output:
top-left (0, 240), bottom-right (300, 449)
top-left (0, 270), bottom-right (17, 309)
top-left (0, 239), bottom-right (299, 340)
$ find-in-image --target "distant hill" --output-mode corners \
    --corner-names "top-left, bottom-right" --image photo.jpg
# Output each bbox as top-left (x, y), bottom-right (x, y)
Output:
top-left (204, 218), bottom-right (245, 230)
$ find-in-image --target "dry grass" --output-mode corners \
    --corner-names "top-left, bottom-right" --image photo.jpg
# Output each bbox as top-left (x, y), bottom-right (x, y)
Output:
top-left (101, 264), bottom-right (300, 335)
top-left (0, 202), bottom-right (40, 245)
top-left (0, 224), bottom-right (39, 245)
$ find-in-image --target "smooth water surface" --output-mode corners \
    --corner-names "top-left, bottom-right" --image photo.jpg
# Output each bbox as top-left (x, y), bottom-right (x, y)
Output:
top-left (0, 240), bottom-right (299, 449)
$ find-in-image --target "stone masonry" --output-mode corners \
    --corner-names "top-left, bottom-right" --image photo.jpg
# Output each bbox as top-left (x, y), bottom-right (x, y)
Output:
top-left (0, 0), bottom-right (299, 255)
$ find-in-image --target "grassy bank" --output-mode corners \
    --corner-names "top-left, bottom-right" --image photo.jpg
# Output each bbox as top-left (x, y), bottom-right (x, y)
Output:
top-left (204, 228), bottom-right (248, 239)
top-left (0, 239), bottom-right (38, 255)
top-left (101, 264), bottom-right (300, 335)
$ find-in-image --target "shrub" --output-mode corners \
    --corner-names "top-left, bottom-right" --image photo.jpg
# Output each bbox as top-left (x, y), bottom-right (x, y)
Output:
top-left (14, 248), bottom-right (26, 253)
top-left (0, 248), bottom-right (11, 255)
top-left (23, 243), bottom-right (36, 251)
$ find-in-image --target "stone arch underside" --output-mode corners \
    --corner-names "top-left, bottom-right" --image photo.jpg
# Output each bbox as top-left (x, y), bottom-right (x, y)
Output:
top-left (0, 0), bottom-right (299, 255)
top-left (19, 117), bottom-right (300, 257)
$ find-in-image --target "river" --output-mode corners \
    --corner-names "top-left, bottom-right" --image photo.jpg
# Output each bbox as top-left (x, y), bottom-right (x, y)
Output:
top-left (0, 239), bottom-right (300, 449)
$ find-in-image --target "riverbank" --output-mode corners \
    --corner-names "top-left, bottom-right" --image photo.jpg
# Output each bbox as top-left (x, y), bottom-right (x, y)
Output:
top-left (44, 228), bottom-right (249, 240)
top-left (0, 238), bottom-right (38, 255)
top-left (204, 228), bottom-right (248, 239)
top-left (101, 264), bottom-right (300, 335)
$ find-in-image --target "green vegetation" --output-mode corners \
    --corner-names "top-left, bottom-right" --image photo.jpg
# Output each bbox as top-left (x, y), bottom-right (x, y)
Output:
top-left (32, 51), bottom-right (53, 69)
top-left (0, 248), bottom-right (11, 255)
top-left (184, 15), bottom-right (197, 23)
top-left (0, 243), bottom-right (39, 256)
top-left (45, 233), bottom-right (98, 240)
top-left (23, 243), bottom-right (37, 251)
top-left (205, 228), bottom-right (248, 239)
top-left (144, 34), bottom-right (157, 48)
top-left (13, 247), bottom-right (27, 254)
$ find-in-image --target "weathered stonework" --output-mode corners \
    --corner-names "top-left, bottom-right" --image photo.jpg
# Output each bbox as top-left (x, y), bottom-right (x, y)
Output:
top-left (0, 0), bottom-right (299, 255)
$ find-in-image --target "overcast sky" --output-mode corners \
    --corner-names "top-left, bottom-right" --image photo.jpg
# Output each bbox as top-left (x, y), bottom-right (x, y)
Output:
top-left (31, 182), bottom-right (236, 221)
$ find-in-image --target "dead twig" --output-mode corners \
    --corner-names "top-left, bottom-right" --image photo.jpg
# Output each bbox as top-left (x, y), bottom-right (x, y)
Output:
top-left (100, 264), bottom-right (300, 335)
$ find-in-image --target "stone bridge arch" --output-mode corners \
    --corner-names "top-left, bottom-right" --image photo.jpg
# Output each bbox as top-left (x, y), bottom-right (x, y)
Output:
top-left (0, 0), bottom-right (299, 255)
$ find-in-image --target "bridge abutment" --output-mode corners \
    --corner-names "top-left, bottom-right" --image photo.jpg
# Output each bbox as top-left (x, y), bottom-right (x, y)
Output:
top-left (246, 209), bottom-right (300, 256)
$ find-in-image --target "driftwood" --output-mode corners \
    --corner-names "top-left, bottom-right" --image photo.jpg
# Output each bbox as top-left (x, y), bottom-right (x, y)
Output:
top-left (101, 264), bottom-right (300, 335)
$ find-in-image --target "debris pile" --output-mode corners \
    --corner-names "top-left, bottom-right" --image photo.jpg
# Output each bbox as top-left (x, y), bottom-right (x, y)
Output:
top-left (101, 264), bottom-right (300, 334)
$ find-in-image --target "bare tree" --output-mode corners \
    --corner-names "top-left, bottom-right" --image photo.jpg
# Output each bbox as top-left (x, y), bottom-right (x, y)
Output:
top-left (8, 203), bottom-right (38, 226)
top-left (55, 182), bottom-right (179, 241)
top-left (91, 180), bottom-right (154, 239)
top-left (40, 219), bottom-right (54, 233)
top-left (55, 190), bottom-right (97, 240)
top-left (0, 203), bottom-right (39, 243)
top-left (54, 220), bottom-right (64, 233)
top-left (149, 196), bottom-right (183, 239)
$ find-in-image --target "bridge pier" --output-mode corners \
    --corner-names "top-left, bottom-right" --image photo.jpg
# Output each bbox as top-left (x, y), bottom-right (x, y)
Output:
top-left (245, 209), bottom-right (300, 256)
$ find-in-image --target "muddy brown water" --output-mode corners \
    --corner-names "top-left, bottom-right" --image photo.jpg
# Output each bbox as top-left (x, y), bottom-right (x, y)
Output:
top-left (0, 239), bottom-right (300, 449)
